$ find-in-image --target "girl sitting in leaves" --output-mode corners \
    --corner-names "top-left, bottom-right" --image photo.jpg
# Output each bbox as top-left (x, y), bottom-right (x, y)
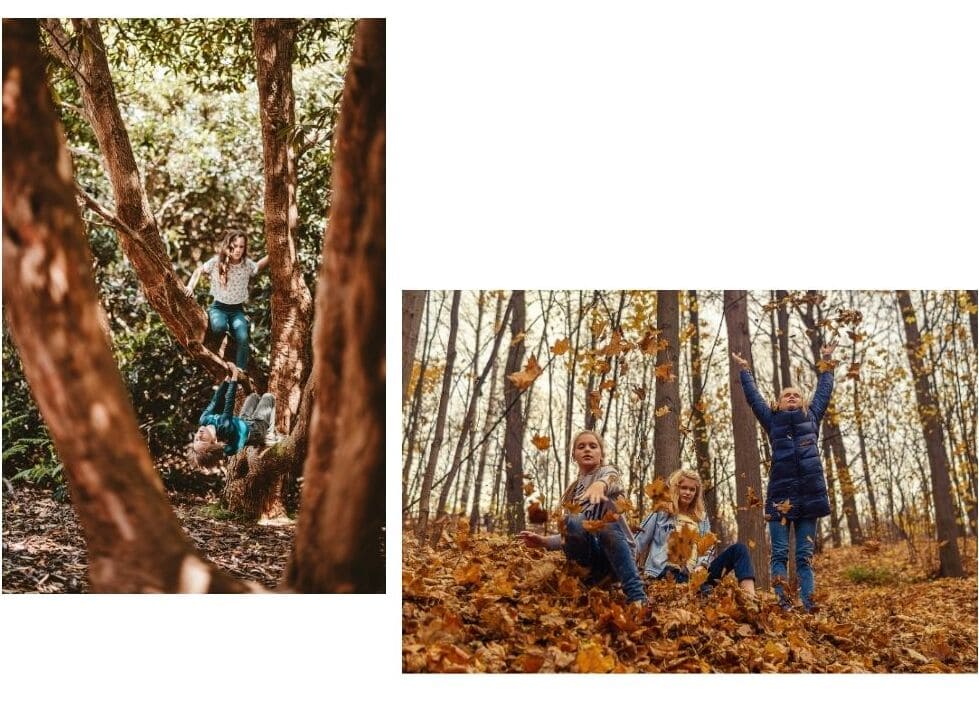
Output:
top-left (635, 468), bottom-right (756, 602)
top-left (732, 340), bottom-right (838, 612)
top-left (183, 230), bottom-right (268, 370)
top-left (187, 365), bottom-right (276, 471)
top-left (519, 430), bottom-right (648, 607)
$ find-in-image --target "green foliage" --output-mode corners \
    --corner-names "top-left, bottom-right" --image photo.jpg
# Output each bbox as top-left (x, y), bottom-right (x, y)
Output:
top-left (843, 565), bottom-right (900, 586)
top-left (198, 501), bottom-right (236, 521)
top-left (6, 18), bottom-right (353, 494)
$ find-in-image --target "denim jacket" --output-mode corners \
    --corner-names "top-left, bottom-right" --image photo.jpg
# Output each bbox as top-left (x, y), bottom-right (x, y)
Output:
top-left (634, 510), bottom-right (713, 578)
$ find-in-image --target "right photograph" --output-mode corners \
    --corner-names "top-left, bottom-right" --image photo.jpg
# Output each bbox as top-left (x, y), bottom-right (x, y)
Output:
top-left (402, 290), bottom-right (978, 673)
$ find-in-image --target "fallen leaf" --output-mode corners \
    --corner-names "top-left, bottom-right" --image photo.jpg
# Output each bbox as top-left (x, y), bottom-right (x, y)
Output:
top-left (531, 434), bottom-right (550, 450)
top-left (575, 643), bottom-right (615, 673)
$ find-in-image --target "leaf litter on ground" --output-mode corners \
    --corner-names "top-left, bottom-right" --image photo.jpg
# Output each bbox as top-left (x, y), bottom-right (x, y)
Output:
top-left (403, 522), bottom-right (977, 673)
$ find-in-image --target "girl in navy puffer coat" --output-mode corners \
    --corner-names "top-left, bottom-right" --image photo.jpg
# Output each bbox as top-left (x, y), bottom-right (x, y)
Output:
top-left (732, 341), bottom-right (838, 611)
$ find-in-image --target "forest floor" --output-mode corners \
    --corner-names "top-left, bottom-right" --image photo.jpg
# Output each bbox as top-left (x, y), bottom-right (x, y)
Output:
top-left (403, 520), bottom-right (978, 673)
top-left (1, 480), bottom-right (294, 592)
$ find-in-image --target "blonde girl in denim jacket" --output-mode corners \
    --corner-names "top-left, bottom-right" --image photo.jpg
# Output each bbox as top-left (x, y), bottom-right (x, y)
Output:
top-left (635, 469), bottom-right (756, 599)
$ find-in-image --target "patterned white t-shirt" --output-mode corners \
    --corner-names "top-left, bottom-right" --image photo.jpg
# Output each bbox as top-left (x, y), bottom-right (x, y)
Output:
top-left (202, 256), bottom-right (258, 305)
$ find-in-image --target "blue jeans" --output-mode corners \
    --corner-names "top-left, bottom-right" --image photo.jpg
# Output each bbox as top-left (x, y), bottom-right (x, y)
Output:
top-left (656, 543), bottom-right (755, 591)
top-left (769, 517), bottom-right (817, 609)
top-left (208, 302), bottom-right (250, 369)
top-left (564, 515), bottom-right (647, 603)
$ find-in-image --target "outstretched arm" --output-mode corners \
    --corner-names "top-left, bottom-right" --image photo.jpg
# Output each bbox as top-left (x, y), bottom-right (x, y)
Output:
top-left (255, 255), bottom-right (269, 272)
top-left (519, 530), bottom-right (562, 551)
top-left (200, 379), bottom-right (229, 424)
top-left (810, 340), bottom-right (839, 421)
top-left (737, 366), bottom-right (773, 430)
top-left (183, 264), bottom-right (204, 296)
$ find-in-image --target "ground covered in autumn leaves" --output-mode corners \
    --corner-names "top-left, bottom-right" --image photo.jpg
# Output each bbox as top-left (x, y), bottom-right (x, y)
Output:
top-left (2, 481), bottom-right (294, 592)
top-left (403, 523), bottom-right (978, 673)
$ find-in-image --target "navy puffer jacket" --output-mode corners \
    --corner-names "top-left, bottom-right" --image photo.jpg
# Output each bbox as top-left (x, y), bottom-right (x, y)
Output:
top-left (739, 370), bottom-right (834, 521)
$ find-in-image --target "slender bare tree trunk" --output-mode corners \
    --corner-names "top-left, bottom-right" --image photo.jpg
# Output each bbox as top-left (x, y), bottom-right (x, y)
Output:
top-left (435, 295), bottom-right (512, 521)
top-left (723, 290), bottom-right (769, 589)
top-left (416, 290), bottom-right (461, 539)
top-left (775, 289), bottom-right (792, 388)
top-left (470, 292), bottom-right (506, 532)
top-left (504, 290), bottom-right (528, 534)
top-left (286, 19), bottom-right (386, 592)
top-left (896, 290), bottom-right (963, 577)
top-left (3, 19), bottom-right (253, 593)
top-left (402, 290), bottom-right (427, 402)
top-left (653, 290), bottom-right (681, 478)
top-left (688, 290), bottom-right (717, 528)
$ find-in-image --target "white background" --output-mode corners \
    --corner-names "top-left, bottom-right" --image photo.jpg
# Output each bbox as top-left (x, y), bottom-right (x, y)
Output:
top-left (4, 1), bottom-right (978, 705)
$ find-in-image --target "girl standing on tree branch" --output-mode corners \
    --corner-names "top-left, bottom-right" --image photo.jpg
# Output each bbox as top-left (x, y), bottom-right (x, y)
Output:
top-left (519, 430), bottom-right (648, 607)
top-left (732, 340), bottom-right (838, 612)
top-left (184, 231), bottom-right (268, 370)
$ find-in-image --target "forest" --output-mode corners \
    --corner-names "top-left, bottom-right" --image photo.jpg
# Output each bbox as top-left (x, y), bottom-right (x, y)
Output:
top-left (402, 289), bottom-right (978, 672)
top-left (2, 18), bottom-right (384, 594)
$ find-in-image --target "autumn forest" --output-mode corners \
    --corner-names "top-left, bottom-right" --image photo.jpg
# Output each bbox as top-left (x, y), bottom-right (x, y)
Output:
top-left (402, 289), bottom-right (978, 672)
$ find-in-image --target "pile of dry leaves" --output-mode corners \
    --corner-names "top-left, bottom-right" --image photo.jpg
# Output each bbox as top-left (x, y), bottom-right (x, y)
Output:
top-left (403, 520), bottom-right (977, 673)
top-left (2, 484), bottom-right (294, 592)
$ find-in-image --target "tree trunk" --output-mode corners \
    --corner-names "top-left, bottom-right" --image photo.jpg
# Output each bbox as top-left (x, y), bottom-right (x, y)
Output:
top-left (768, 291), bottom-right (781, 393)
top-left (39, 19), bottom-right (232, 379)
top-left (504, 290), bottom-right (528, 534)
top-left (285, 19), bottom-right (386, 593)
top-left (435, 294), bottom-right (513, 521)
top-left (2, 19), bottom-right (253, 593)
top-left (821, 435), bottom-right (843, 547)
top-left (687, 290), bottom-right (717, 528)
top-left (416, 290), bottom-right (461, 539)
top-left (796, 292), bottom-right (863, 545)
top-left (402, 290), bottom-right (427, 402)
top-left (723, 290), bottom-right (770, 589)
top-left (253, 19), bottom-right (314, 434)
top-left (896, 290), bottom-right (964, 577)
top-left (653, 290), bottom-right (681, 478)
top-left (775, 289), bottom-right (792, 388)
top-left (470, 292), bottom-right (506, 532)
top-left (402, 292), bottom-right (432, 515)
top-left (852, 375), bottom-right (880, 534)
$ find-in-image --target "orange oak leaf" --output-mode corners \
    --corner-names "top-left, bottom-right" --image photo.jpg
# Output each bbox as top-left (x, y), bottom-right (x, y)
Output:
top-left (531, 434), bottom-right (551, 450)
top-left (550, 337), bottom-right (571, 355)
top-left (507, 354), bottom-right (542, 390)
top-left (523, 482), bottom-right (535, 496)
top-left (655, 404), bottom-right (671, 417)
top-left (654, 361), bottom-right (675, 381)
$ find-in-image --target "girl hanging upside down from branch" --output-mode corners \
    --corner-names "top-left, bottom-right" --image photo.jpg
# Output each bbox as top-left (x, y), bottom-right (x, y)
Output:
top-left (187, 365), bottom-right (276, 471)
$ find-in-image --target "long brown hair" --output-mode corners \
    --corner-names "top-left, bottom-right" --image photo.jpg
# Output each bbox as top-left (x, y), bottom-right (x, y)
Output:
top-left (217, 231), bottom-right (248, 287)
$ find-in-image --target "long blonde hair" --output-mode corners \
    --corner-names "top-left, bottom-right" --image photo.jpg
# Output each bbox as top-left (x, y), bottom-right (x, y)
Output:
top-left (668, 468), bottom-right (706, 521)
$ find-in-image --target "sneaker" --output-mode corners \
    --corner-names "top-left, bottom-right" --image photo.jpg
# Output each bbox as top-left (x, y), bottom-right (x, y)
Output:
top-left (778, 600), bottom-right (794, 612)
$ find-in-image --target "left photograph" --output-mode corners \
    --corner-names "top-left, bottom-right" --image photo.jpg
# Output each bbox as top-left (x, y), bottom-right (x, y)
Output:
top-left (2, 18), bottom-right (385, 593)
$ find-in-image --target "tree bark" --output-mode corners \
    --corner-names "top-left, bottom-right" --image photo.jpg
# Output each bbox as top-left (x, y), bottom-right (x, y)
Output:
top-left (896, 290), bottom-right (964, 577)
top-left (504, 290), bottom-right (528, 534)
top-left (39, 19), bottom-right (232, 379)
top-left (470, 292), bottom-right (506, 532)
top-left (285, 18), bottom-right (386, 592)
top-left (402, 290), bottom-right (427, 402)
top-left (416, 290), bottom-right (461, 539)
top-left (435, 294), bottom-right (513, 521)
top-left (688, 290), bottom-right (717, 529)
top-left (2, 19), bottom-right (253, 593)
top-left (723, 290), bottom-right (770, 589)
top-left (775, 289), bottom-right (792, 388)
top-left (253, 19), bottom-right (314, 434)
top-left (653, 290), bottom-right (681, 478)
top-left (796, 292), bottom-right (863, 545)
